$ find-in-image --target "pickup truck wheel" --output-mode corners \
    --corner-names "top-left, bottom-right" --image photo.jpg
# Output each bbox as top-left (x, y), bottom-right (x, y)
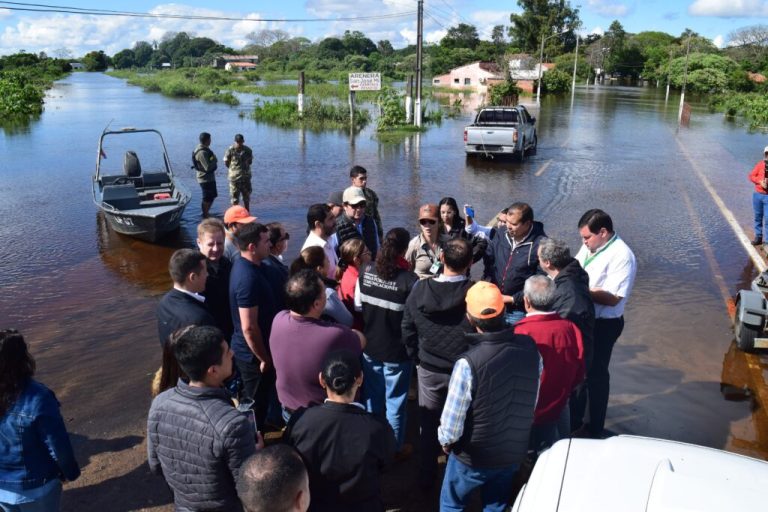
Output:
top-left (735, 297), bottom-right (759, 352)
top-left (517, 138), bottom-right (526, 162)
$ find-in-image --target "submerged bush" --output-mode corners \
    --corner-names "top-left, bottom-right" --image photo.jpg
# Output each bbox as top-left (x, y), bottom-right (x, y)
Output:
top-left (710, 92), bottom-right (768, 129)
top-left (252, 98), bottom-right (370, 130)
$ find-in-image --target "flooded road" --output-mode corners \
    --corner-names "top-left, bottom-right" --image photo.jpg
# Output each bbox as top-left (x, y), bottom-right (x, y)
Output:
top-left (2, 72), bottom-right (768, 510)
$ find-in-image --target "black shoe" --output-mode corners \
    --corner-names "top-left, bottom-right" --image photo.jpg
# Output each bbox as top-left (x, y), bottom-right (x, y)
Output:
top-left (752, 237), bottom-right (763, 246)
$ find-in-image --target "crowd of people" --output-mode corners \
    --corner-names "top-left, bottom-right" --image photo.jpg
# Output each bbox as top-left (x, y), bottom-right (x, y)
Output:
top-left (0, 152), bottom-right (637, 511)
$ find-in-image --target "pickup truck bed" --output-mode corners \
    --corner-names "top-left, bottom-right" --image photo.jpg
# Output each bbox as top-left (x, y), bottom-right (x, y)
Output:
top-left (464, 105), bottom-right (537, 159)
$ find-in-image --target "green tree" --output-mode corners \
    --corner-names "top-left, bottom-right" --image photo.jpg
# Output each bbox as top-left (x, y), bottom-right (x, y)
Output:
top-left (666, 53), bottom-right (738, 93)
top-left (377, 40), bottom-right (394, 57)
top-left (541, 68), bottom-right (571, 93)
top-left (509, 0), bottom-right (581, 54)
top-left (133, 41), bottom-right (154, 67)
top-left (82, 50), bottom-right (108, 71)
top-left (112, 49), bottom-right (135, 69)
top-left (317, 37), bottom-right (346, 60)
top-left (343, 31), bottom-right (376, 56)
top-left (441, 23), bottom-right (480, 50)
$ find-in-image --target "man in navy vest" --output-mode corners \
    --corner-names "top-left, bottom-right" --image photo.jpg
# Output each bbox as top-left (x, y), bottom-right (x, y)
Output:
top-left (438, 281), bottom-right (541, 511)
top-left (334, 186), bottom-right (380, 260)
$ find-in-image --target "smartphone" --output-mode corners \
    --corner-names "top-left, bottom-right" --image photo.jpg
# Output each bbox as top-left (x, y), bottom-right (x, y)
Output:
top-left (466, 206), bottom-right (475, 218)
top-left (236, 400), bottom-right (258, 434)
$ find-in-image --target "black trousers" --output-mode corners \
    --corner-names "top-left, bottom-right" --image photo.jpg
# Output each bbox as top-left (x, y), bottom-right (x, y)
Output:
top-left (234, 355), bottom-right (275, 430)
top-left (570, 316), bottom-right (624, 435)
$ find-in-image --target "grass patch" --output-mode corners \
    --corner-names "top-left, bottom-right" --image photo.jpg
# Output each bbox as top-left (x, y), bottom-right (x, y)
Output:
top-left (252, 98), bottom-right (371, 131)
top-left (108, 68), bottom-right (243, 105)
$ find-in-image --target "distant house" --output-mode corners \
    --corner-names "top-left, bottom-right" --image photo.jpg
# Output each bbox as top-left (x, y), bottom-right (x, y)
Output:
top-left (69, 62), bottom-right (84, 70)
top-left (213, 54), bottom-right (259, 69)
top-left (748, 72), bottom-right (766, 84)
top-left (224, 62), bottom-right (258, 72)
top-left (160, 62), bottom-right (172, 70)
top-left (432, 62), bottom-right (503, 91)
top-left (508, 54), bottom-right (554, 93)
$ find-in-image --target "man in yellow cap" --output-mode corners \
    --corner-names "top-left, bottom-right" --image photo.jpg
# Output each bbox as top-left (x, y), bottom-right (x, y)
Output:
top-left (438, 281), bottom-right (541, 511)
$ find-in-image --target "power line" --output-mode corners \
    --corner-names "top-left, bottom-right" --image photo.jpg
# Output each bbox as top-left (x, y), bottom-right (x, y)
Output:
top-left (0, 1), bottom-right (416, 23)
top-left (423, 7), bottom-right (452, 30)
top-left (432, 0), bottom-right (472, 26)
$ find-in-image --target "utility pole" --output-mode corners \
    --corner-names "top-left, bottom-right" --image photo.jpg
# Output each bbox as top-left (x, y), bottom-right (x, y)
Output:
top-left (415, 0), bottom-right (423, 127)
top-left (678, 33), bottom-right (692, 125)
top-left (571, 35), bottom-right (580, 92)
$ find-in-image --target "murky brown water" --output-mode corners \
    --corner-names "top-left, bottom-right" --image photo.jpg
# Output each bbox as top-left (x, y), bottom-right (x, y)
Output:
top-left (3, 73), bottom-right (768, 510)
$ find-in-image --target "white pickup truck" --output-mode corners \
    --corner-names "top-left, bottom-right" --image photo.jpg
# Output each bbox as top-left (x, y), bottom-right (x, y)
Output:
top-left (464, 105), bottom-right (537, 159)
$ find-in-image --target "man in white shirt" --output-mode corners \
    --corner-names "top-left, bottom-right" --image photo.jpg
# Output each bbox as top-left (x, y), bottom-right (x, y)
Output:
top-left (573, 209), bottom-right (636, 438)
top-left (301, 203), bottom-right (338, 280)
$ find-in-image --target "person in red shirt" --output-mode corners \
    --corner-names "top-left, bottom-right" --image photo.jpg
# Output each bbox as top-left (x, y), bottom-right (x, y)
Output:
top-left (514, 275), bottom-right (584, 452)
top-left (336, 238), bottom-right (371, 331)
top-left (748, 145), bottom-right (768, 245)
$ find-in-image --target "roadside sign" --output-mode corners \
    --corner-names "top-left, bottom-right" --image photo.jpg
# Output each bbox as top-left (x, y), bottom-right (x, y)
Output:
top-left (349, 72), bottom-right (381, 91)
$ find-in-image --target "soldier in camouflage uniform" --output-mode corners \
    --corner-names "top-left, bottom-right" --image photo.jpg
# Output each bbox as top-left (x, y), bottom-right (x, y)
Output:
top-left (349, 165), bottom-right (384, 241)
top-left (224, 134), bottom-right (254, 211)
top-left (192, 132), bottom-right (218, 217)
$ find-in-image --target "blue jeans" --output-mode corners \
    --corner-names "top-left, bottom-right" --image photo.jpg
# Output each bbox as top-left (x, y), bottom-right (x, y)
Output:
top-left (0, 481), bottom-right (61, 512)
top-left (753, 192), bottom-right (768, 237)
top-left (361, 354), bottom-right (412, 450)
top-left (439, 455), bottom-right (517, 512)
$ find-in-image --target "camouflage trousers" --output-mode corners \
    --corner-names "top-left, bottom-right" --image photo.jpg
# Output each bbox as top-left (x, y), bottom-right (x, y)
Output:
top-left (229, 176), bottom-right (252, 206)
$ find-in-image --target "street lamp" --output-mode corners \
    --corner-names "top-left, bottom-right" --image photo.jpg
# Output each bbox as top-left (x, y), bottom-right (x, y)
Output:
top-left (537, 27), bottom-right (571, 104)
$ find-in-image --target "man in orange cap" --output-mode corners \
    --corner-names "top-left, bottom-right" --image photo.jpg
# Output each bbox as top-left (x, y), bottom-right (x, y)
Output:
top-left (438, 281), bottom-right (541, 511)
top-left (223, 205), bottom-right (257, 263)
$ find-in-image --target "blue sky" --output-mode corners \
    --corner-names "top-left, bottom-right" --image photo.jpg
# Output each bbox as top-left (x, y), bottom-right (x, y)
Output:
top-left (0, 0), bottom-right (763, 56)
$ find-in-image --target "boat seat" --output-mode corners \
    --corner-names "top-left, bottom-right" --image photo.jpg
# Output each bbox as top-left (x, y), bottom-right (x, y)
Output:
top-left (103, 184), bottom-right (141, 210)
top-left (142, 172), bottom-right (172, 188)
top-left (140, 198), bottom-right (179, 207)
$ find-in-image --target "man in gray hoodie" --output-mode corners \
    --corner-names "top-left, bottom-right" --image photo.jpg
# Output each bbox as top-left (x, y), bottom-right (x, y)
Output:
top-left (401, 238), bottom-right (474, 489)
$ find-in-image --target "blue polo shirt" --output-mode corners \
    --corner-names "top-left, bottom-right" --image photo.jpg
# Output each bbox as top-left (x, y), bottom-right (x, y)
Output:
top-left (229, 257), bottom-right (279, 362)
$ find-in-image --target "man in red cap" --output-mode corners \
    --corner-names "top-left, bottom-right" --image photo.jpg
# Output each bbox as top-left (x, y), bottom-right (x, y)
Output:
top-left (438, 281), bottom-right (541, 511)
top-left (223, 205), bottom-right (257, 263)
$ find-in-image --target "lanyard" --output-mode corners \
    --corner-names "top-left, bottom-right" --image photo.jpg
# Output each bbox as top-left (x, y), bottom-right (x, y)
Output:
top-left (583, 235), bottom-right (617, 268)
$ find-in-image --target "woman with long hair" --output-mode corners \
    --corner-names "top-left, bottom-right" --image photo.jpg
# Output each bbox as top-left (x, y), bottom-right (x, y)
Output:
top-left (285, 350), bottom-right (395, 512)
top-left (336, 238), bottom-right (371, 331)
top-left (354, 228), bottom-right (418, 459)
top-left (438, 196), bottom-right (487, 268)
top-left (290, 246), bottom-right (353, 326)
top-left (0, 329), bottom-right (80, 510)
top-left (405, 204), bottom-right (452, 279)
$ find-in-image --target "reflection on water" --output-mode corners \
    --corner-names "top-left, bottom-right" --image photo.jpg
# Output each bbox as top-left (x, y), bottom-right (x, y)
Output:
top-left (95, 212), bottom-right (176, 294)
top-left (721, 341), bottom-right (768, 457)
top-left (0, 113), bottom-right (39, 135)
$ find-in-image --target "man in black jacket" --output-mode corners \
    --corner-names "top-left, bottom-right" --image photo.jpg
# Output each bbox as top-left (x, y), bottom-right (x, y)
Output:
top-left (484, 202), bottom-right (546, 325)
top-left (401, 238), bottom-right (474, 489)
top-left (156, 249), bottom-right (217, 347)
top-left (438, 282), bottom-right (541, 510)
top-left (537, 237), bottom-right (596, 433)
top-left (148, 325), bottom-right (260, 511)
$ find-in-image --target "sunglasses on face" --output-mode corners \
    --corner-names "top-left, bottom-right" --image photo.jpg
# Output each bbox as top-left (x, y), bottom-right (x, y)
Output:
top-left (420, 219), bottom-right (437, 226)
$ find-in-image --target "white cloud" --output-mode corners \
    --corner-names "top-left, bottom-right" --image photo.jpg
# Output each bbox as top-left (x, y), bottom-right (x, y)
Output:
top-left (590, 26), bottom-right (605, 36)
top-left (0, 9), bottom-right (11, 19)
top-left (689, 0), bottom-right (768, 17)
top-left (0, 4), bottom-right (284, 56)
top-left (468, 10), bottom-right (510, 40)
top-left (586, 0), bottom-right (631, 17)
top-left (713, 34), bottom-right (725, 47)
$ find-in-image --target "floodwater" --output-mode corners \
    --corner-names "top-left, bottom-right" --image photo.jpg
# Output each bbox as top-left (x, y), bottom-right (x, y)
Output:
top-left (2, 72), bottom-right (768, 510)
